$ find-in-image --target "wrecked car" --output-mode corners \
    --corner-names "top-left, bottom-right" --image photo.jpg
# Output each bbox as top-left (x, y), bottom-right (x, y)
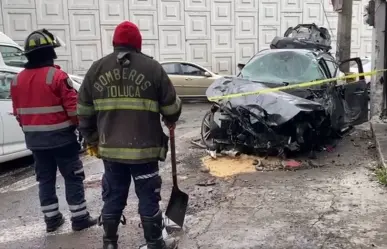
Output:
top-left (201, 41), bottom-right (368, 158)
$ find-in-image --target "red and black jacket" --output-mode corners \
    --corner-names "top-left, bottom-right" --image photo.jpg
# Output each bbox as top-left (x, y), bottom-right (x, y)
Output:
top-left (10, 65), bottom-right (78, 150)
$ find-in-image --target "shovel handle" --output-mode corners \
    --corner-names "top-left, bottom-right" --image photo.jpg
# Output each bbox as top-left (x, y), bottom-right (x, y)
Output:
top-left (169, 127), bottom-right (178, 187)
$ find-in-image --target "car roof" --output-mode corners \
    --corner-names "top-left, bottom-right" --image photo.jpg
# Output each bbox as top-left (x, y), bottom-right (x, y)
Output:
top-left (257, 48), bottom-right (318, 56)
top-left (0, 32), bottom-right (22, 48)
top-left (160, 60), bottom-right (202, 66)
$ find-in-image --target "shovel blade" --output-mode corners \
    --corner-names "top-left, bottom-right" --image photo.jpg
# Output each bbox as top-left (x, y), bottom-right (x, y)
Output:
top-left (165, 186), bottom-right (189, 227)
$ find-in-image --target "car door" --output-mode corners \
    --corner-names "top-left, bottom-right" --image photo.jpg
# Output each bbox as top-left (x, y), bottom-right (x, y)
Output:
top-left (180, 63), bottom-right (215, 96)
top-left (336, 57), bottom-right (368, 126)
top-left (161, 63), bottom-right (186, 96)
top-left (0, 71), bottom-right (27, 155)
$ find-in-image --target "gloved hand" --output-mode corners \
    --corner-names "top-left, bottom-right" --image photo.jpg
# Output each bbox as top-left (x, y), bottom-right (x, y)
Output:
top-left (86, 145), bottom-right (100, 158)
top-left (162, 117), bottom-right (176, 130)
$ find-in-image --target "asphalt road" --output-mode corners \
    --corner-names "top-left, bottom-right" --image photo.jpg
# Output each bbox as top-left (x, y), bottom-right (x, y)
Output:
top-left (0, 103), bottom-right (386, 249)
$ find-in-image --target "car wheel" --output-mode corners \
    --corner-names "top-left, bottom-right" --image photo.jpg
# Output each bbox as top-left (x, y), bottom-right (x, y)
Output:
top-left (200, 110), bottom-right (216, 149)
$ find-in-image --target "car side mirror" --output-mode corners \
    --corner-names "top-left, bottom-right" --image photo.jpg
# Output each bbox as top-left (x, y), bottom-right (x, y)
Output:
top-left (204, 71), bottom-right (211, 77)
top-left (237, 63), bottom-right (245, 70)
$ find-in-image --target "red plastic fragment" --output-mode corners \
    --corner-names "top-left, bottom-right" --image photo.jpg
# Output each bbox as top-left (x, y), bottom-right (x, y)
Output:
top-left (282, 159), bottom-right (302, 169)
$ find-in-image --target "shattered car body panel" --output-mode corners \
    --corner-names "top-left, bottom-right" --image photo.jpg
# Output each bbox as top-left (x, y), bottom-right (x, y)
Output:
top-left (202, 49), bottom-right (369, 156)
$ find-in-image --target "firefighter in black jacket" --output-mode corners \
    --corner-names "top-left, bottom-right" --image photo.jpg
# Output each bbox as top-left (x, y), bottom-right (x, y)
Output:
top-left (77, 21), bottom-right (182, 249)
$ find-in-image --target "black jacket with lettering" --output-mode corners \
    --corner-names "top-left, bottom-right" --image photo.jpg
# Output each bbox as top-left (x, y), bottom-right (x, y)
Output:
top-left (77, 47), bottom-right (182, 164)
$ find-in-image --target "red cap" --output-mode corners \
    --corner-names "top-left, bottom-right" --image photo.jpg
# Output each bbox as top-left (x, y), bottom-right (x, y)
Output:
top-left (112, 21), bottom-right (142, 51)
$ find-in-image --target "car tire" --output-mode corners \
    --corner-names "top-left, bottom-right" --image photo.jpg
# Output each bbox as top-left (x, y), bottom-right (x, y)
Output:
top-left (200, 110), bottom-right (216, 149)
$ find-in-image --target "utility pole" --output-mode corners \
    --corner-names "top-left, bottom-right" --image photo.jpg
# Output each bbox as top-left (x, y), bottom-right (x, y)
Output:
top-left (335, 0), bottom-right (353, 72)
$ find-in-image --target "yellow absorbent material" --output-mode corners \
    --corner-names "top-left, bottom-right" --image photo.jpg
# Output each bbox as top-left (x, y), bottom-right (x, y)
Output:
top-left (201, 154), bottom-right (257, 178)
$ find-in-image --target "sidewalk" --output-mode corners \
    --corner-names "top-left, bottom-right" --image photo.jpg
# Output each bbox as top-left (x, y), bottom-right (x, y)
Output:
top-left (371, 121), bottom-right (387, 168)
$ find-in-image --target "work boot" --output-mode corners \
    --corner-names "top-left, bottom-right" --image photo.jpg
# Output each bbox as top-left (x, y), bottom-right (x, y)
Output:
top-left (98, 215), bottom-right (127, 249)
top-left (71, 214), bottom-right (98, 231)
top-left (139, 210), bottom-right (178, 249)
top-left (45, 213), bottom-right (65, 233)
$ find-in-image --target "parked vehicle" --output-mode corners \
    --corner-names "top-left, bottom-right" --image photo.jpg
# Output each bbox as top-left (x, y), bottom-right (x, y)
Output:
top-left (0, 32), bottom-right (83, 163)
top-left (160, 61), bottom-right (222, 98)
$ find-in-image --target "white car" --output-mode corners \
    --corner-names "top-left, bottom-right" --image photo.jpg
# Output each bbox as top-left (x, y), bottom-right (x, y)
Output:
top-left (0, 32), bottom-right (83, 163)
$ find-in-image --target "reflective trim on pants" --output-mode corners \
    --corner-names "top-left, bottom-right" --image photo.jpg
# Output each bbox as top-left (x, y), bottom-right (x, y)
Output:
top-left (16, 105), bottom-right (64, 115)
top-left (69, 201), bottom-right (87, 218)
top-left (134, 171), bottom-right (159, 180)
top-left (41, 203), bottom-right (60, 218)
top-left (74, 168), bottom-right (84, 175)
top-left (22, 120), bottom-right (72, 132)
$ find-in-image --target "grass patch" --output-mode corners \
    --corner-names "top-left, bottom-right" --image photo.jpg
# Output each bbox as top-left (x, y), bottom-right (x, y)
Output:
top-left (376, 166), bottom-right (387, 186)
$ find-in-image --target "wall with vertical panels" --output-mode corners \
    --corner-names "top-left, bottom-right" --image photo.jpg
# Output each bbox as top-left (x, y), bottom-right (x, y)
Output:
top-left (0, 0), bottom-right (373, 76)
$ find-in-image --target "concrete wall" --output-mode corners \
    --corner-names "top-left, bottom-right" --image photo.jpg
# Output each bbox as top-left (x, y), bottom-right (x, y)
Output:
top-left (370, 0), bottom-right (385, 119)
top-left (0, 0), bottom-right (373, 76)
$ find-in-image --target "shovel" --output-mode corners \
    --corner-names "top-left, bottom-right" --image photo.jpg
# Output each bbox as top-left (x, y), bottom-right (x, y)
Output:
top-left (165, 127), bottom-right (189, 228)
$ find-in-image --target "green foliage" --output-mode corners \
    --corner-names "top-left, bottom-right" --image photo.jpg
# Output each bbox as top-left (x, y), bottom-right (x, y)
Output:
top-left (376, 167), bottom-right (387, 186)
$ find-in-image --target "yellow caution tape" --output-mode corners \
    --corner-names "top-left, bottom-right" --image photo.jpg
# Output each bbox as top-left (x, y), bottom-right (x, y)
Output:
top-left (208, 69), bottom-right (387, 102)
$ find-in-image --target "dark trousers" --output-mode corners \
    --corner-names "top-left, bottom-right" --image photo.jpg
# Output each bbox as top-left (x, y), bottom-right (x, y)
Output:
top-left (101, 160), bottom-right (162, 221)
top-left (33, 142), bottom-right (89, 224)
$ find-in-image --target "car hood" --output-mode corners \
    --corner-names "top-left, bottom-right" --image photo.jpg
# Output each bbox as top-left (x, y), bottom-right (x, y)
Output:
top-left (206, 76), bottom-right (325, 126)
top-left (4, 65), bottom-right (83, 91)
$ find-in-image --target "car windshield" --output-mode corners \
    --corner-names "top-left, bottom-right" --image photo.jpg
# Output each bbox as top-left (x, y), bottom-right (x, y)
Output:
top-left (240, 50), bottom-right (325, 85)
top-left (0, 45), bottom-right (27, 67)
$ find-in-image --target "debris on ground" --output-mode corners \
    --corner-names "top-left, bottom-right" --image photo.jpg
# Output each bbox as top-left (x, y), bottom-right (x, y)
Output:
top-left (200, 153), bottom-right (322, 177)
top-left (281, 159), bottom-right (303, 170)
top-left (195, 177), bottom-right (217, 186)
top-left (190, 138), bottom-right (206, 149)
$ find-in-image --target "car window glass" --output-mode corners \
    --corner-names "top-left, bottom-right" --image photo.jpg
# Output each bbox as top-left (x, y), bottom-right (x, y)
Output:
top-left (181, 64), bottom-right (205, 76)
top-left (162, 63), bottom-right (180, 75)
top-left (324, 60), bottom-right (337, 76)
top-left (240, 51), bottom-right (325, 85)
top-left (0, 46), bottom-right (27, 67)
top-left (0, 71), bottom-right (15, 99)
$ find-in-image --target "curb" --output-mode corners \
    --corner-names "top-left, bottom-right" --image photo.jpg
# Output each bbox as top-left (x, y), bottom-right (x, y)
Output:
top-left (370, 122), bottom-right (387, 168)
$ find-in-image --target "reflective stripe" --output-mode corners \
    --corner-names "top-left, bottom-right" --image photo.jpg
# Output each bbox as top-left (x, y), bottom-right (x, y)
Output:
top-left (46, 67), bottom-right (56, 84)
top-left (160, 96), bottom-right (181, 116)
top-left (22, 120), bottom-right (72, 132)
top-left (16, 105), bottom-right (64, 115)
top-left (67, 110), bottom-right (77, 116)
top-left (93, 98), bottom-right (159, 113)
top-left (154, 188), bottom-right (161, 193)
top-left (71, 209), bottom-right (88, 218)
top-left (134, 171), bottom-right (159, 180)
top-left (77, 103), bottom-right (95, 116)
top-left (99, 146), bottom-right (166, 160)
top-left (74, 168), bottom-right (84, 175)
top-left (41, 203), bottom-right (59, 211)
top-left (69, 201), bottom-right (86, 211)
top-left (45, 210), bottom-right (60, 218)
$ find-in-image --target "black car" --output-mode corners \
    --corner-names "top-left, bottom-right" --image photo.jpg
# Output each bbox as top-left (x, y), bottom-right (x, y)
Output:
top-left (201, 31), bottom-right (368, 157)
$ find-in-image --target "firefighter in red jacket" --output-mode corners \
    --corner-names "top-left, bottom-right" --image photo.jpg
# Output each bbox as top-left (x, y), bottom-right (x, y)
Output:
top-left (77, 21), bottom-right (181, 249)
top-left (10, 29), bottom-right (97, 232)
